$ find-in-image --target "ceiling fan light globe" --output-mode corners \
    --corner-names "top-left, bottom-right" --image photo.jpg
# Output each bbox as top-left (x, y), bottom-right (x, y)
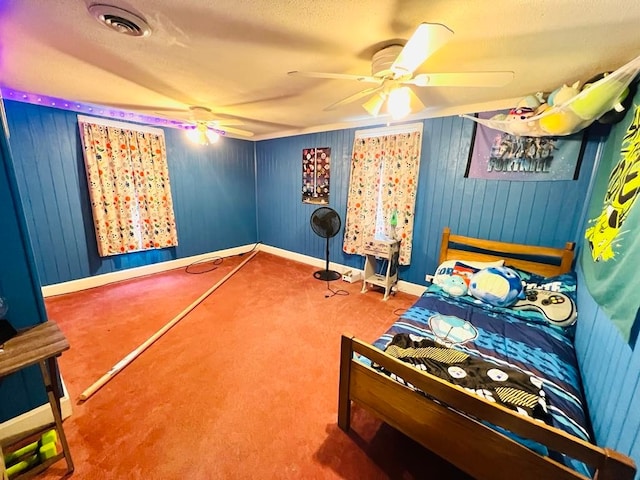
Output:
top-left (388, 87), bottom-right (412, 120)
top-left (185, 123), bottom-right (218, 145)
top-left (186, 127), bottom-right (203, 144)
top-left (206, 129), bottom-right (220, 144)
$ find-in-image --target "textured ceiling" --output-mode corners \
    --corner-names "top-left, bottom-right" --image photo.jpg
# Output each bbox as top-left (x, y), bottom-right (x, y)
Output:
top-left (1, 0), bottom-right (640, 140)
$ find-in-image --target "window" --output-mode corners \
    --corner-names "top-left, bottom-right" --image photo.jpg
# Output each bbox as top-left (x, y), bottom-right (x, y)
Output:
top-left (78, 116), bottom-right (178, 257)
top-left (343, 123), bottom-right (423, 265)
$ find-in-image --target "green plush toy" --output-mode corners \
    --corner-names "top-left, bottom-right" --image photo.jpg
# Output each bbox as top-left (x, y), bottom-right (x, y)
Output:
top-left (570, 73), bottom-right (628, 120)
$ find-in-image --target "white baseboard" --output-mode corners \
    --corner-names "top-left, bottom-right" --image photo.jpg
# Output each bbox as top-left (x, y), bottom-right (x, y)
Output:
top-left (0, 378), bottom-right (72, 441)
top-left (259, 244), bottom-right (426, 297)
top-left (42, 243), bottom-right (427, 299)
top-left (42, 244), bottom-right (257, 297)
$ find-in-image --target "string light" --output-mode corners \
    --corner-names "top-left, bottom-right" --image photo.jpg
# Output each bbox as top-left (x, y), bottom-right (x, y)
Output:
top-left (0, 87), bottom-right (208, 133)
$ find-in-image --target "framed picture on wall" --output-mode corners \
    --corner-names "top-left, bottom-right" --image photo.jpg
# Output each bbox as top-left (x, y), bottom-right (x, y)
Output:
top-left (465, 111), bottom-right (587, 181)
top-left (302, 147), bottom-right (331, 204)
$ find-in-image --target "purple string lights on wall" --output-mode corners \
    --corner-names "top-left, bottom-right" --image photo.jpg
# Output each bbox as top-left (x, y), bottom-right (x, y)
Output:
top-left (0, 88), bottom-right (226, 135)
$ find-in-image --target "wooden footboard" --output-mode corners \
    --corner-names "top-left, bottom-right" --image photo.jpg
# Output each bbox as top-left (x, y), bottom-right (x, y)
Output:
top-left (338, 335), bottom-right (636, 480)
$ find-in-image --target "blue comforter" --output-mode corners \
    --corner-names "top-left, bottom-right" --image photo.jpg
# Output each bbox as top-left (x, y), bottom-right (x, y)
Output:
top-left (368, 289), bottom-right (592, 475)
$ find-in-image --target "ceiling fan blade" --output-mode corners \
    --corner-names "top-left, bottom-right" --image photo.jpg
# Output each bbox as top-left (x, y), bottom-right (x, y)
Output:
top-left (391, 23), bottom-right (454, 76)
top-left (288, 70), bottom-right (381, 84)
top-left (214, 125), bottom-right (254, 137)
top-left (324, 85), bottom-right (384, 111)
top-left (407, 71), bottom-right (514, 87)
top-left (207, 119), bottom-right (245, 127)
top-left (87, 102), bottom-right (190, 114)
top-left (410, 72), bottom-right (513, 87)
top-left (407, 88), bottom-right (426, 113)
top-left (362, 93), bottom-right (386, 117)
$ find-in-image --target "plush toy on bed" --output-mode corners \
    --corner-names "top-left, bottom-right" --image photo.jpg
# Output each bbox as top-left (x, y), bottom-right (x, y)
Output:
top-left (439, 275), bottom-right (468, 297)
top-left (468, 266), bottom-right (524, 307)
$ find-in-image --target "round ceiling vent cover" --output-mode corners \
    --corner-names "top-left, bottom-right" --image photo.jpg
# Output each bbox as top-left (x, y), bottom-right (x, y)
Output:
top-left (88, 4), bottom-right (151, 37)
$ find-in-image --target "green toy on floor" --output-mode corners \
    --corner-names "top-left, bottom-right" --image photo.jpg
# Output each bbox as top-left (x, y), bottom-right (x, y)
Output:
top-left (3, 430), bottom-right (59, 478)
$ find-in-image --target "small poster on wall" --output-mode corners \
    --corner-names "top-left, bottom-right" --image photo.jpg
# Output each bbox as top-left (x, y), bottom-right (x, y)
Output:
top-left (302, 147), bottom-right (331, 204)
top-left (465, 111), bottom-right (586, 181)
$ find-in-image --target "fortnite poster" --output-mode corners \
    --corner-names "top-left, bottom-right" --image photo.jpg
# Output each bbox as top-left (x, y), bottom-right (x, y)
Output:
top-left (466, 111), bottom-right (585, 181)
top-left (581, 102), bottom-right (640, 346)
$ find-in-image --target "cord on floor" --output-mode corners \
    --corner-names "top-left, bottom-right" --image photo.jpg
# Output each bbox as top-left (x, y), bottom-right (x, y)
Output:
top-left (238, 241), bottom-right (261, 256)
top-left (185, 256), bottom-right (223, 274)
top-left (325, 280), bottom-right (349, 298)
top-left (186, 241), bottom-right (262, 274)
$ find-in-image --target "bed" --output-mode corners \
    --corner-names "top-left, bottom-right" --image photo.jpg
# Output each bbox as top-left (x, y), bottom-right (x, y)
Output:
top-left (338, 227), bottom-right (636, 480)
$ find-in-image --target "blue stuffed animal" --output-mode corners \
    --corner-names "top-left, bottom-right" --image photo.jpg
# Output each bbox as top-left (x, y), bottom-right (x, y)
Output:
top-left (469, 266), bottom-right (523, 307)
top-left (440, 275), bottom-right (468, 297)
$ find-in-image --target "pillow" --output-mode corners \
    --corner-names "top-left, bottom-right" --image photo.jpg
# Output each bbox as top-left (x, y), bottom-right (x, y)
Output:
top-left (468, 266), bottom-right (524, 307)
top-left (451, 261), bottom-right (479, 286)
top-left (432, 259), bottom-right (504, 286)
top-left (510, 267), bottom-right (578, 304)
top-left (512, 289), bottom-right (577, 327)
top-left (510, 267), bottom-right (578, 328)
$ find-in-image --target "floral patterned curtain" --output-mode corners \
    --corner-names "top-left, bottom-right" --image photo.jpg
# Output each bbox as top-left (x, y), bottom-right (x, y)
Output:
top-left (343, 124), bottom-right (422, 265)
top-left (79, 117), bottom-right (178, 257)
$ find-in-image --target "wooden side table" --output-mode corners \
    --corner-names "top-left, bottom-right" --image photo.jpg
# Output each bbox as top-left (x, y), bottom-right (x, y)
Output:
top-left (361, 239), bottom-right (400, 301)
top-left (0, 322), bottom-right (73, 479)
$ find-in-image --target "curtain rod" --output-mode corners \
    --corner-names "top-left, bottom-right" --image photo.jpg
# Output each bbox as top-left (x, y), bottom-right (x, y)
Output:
top-left (77, 115), bottom-right (164, 135)
top-left (354, 122), bottom-right (423, 139)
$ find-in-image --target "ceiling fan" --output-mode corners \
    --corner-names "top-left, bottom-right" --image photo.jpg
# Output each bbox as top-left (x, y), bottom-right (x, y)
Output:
top-left (288, 23), bottom-right (514, 118)
top-left (88, 102), bottom-right (255, 138)
top-left (151, 105), bottom-right (254, 138)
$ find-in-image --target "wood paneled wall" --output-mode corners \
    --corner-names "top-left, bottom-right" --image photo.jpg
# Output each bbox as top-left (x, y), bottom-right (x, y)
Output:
top-left (5, 101), bottom-right (258, 286)
top-left (256, 116), bottom-right (600, 285)
top-left (575, 265), bottom-right (640, 472)
top-left (0, 105), bottom-right (48, 421)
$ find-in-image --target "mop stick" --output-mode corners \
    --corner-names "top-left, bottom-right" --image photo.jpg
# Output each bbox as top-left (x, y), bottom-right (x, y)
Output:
top-left (79, 250), bottom-right (259, 402)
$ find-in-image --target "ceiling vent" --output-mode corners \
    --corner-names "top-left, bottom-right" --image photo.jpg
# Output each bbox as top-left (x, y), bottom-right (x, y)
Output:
top-left (88, 4), bottom-right (151, 37)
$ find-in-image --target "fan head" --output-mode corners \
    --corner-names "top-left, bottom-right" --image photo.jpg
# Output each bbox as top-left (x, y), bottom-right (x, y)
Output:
top-left (181, 106), bottom-right (254, 138)
top-left (288, 22), bottom-right (514, 118)
top-left (310, 207), bottom-right (341, 238)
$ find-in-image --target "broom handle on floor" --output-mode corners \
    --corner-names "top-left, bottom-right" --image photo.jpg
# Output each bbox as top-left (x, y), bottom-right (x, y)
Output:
top-left (79, 250), bottom-right (259, 402)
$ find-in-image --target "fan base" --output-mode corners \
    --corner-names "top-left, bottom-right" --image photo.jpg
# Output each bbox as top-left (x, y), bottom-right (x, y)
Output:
top-left (313, 270), bottom-right (342, 281)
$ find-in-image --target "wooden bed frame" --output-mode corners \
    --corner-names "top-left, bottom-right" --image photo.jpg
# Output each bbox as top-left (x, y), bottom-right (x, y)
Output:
top-left (338, 227), bottom-right (636, 480)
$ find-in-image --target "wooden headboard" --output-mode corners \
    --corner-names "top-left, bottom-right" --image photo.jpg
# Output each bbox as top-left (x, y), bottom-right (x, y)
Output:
top-left (438, 227), bottom-right (575, 277)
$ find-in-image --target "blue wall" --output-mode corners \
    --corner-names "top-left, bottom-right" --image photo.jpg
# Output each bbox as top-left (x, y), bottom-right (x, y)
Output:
top-left (256, 116), bottom-right (601, 285)
top-left (0, 107), bottom-right (49, 421)
top-left (575, 265), bottom-right (640, 474)
top-left (5, 101), bottom-right (258, 286)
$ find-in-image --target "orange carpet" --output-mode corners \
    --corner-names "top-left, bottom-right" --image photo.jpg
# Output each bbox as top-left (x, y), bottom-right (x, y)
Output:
top-left (40, 252), bottom-right (471, 479)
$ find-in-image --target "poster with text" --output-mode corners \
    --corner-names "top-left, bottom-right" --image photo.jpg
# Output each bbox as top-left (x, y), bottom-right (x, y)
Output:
top-left (465, 111), bottom-right (586, 181)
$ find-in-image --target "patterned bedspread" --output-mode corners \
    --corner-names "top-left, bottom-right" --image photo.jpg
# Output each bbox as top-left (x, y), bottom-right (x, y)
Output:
top-left (377, 333), bottom-right (550, 422)
top-left (365, 289), bottom-right (592, 475)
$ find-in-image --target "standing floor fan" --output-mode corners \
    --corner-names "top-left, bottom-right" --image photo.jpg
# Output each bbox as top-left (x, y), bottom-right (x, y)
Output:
top-left (310, 207), bottom-right (342, 281)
